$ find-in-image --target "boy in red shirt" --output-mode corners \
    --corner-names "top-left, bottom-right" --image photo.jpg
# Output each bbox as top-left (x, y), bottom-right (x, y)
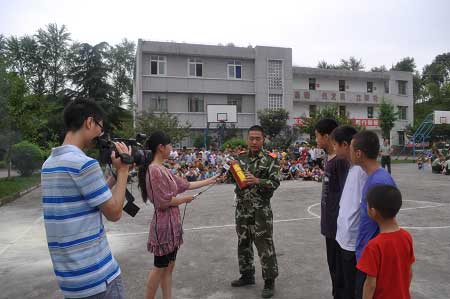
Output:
top-left (357, 185), bottom-right (415, 299)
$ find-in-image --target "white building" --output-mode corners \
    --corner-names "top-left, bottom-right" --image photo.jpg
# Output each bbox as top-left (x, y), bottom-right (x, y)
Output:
top-left (134, 40), bottom-right (413, 146)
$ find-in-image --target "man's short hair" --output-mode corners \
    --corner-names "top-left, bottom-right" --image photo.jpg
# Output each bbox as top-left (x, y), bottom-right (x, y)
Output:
top-left (63, 98), bottom-right (105, 132)
top-left (248, 125), bottom-right (265, 136)
top-left (366, 184), bottom-right (402, 219)
top-left (352, 130), bottom-right (380, 159)
top-left (330, 125), bottom-right (358, 145)
top-left (314, 118), bottom-right (338, 135)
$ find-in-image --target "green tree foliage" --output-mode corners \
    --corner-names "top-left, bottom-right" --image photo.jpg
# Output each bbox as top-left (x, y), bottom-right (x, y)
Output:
top-left (378, 99), bottom-right (398, 139)
top-left (300, 104), bottom-right (358, 139)
top-left (257, 108), bottom-right (290, 138)
top-left (318, 57), bottom-right (365, 71)
top-left (135, 112), bottom-right (191, 145)
top-left (36, 23), bottom-right (71, 97)
top-left (11, 141), bottom-right (43, 176)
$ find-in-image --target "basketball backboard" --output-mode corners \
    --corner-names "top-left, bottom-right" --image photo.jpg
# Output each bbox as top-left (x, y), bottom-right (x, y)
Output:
top-left (434, 111), bottom-right (450, 125)
top-left (207, 105), bottom-right (237, 123)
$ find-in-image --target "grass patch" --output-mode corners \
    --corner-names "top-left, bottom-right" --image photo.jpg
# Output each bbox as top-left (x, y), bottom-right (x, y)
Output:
top-left (0, 173), bottom-right (41, 199)
top-left (392, 159), bottom-right (416, 164)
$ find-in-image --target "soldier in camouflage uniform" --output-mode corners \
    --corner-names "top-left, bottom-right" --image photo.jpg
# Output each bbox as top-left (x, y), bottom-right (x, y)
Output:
top-left (228, 125), bottom-right (281, 298)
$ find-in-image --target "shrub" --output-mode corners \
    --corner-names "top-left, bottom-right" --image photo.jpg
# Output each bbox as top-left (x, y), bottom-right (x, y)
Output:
top-left (11, 141), bottom-right (43, 176)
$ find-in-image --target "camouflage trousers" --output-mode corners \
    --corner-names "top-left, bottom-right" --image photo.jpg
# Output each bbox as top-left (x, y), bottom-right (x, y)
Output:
top-left (235, 201), bottom-right (279, 280)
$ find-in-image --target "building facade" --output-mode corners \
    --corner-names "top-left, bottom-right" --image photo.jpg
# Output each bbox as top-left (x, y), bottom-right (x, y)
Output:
top-left (134, 40), bottom-right (413, 146)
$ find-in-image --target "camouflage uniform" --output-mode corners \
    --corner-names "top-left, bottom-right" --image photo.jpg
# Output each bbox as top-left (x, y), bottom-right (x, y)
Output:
top-left (230, 149), bottom-right (281, 281)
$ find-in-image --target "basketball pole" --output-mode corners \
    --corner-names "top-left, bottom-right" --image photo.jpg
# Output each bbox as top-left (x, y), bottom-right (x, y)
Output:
top-left (204, 122), bottom-right (210, 149)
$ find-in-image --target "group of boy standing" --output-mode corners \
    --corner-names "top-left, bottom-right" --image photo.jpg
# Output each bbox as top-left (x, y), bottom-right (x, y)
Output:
top-left (316, 118), bottom-right (415, 299)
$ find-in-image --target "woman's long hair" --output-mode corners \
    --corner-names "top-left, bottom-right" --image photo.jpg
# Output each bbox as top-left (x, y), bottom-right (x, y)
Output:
top-left (138, 131), bottom-right (171, 203)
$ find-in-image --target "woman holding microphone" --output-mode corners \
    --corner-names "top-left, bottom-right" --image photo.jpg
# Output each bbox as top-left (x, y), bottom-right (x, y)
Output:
top-left (138, 131), bottom-right (218, 299)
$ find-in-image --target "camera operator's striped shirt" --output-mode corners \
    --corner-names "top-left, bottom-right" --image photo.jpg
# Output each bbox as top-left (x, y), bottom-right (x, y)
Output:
top-left (41, 145), bottom-right (120, 298)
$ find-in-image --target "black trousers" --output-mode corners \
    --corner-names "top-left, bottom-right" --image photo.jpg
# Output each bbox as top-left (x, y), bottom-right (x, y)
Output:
top-left (335, 244), bottom-right (357, 299)
top-left (355, 269), bottom-right (367, 299)
top-left (326, 238), bottom-right (338, 298)
top-left (381, 156), bottom-right (391, 174)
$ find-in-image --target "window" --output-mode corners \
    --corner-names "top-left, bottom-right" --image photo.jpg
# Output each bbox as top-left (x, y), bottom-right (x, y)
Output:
top-left (309, 78), bottom-right (316, 90)
top-left (398, 106), bottom-right (408, 120)
top-left (309, 105), bottom-right (317, 118)
top-left (339, 105), bottom-right (346, 117)
top-left (339, 80), bottom-right (346, 92)
top-left (384, 81), bottom-right (389, 93)
top-left (398, 131), bottom-right (405, 146)
top-left (268, 94), bottom-right (283, 109)
top-left (268, 60), bottom-right (283, 89)
top-left (148, 94), bottom-right (168, 112)
top-left (367, 106), bottom-right (374, 118)
top-left (367, 82), bottom-right (373, 93)
top-left (188, 58), bottom-right (203, 77)
top-left (397, 80), bottom-right (407, 95)
top-left (188, 95), bottom-right (204, 112)
top-left (228, 60), bottom-right (242, 79)
top-left (227, 95), bottom-right (242, 113)
top-left (150, 56), bottom-right (166, 75)
top-left (294, 91), bottom-right (300, 99)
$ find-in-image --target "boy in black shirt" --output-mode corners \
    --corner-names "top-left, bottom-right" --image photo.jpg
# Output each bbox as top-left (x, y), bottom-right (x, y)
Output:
top-left (315, 119), bottom-right (351, 299)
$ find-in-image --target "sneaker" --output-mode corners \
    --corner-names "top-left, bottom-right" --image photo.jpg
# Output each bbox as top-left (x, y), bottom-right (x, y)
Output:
top-left (261, 279), bottom-right (275, 298)
top-left (231, 275), bottom-right (255, 287)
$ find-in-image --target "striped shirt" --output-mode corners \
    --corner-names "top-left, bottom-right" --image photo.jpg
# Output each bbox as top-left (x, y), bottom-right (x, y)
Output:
top-left (41, 145), bottom-right (120, 298)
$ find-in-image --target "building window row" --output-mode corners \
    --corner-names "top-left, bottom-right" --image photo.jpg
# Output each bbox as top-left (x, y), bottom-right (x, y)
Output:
top-left (307, 78), bottom-right (397, 94)
top-left (149, 55), bottom-right (243, 79)
top-left (145, 94), bottom-right (243, 113)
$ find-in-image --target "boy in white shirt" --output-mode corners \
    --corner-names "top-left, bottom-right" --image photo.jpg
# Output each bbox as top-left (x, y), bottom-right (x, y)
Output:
top-left (331, 125), bottom-right (367, 299)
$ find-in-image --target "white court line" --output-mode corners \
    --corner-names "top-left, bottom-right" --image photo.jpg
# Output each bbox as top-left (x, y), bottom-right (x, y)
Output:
top-left (0, 215), bottom-right (43, 256)
top-left (306, 200), bottom-right (450, 230)
top-left (109, 216), bottom-right (320, 237)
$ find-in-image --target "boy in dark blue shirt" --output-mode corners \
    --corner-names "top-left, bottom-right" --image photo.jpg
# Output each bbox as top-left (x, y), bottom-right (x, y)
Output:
top-left (350, 130), bottom-right (397, 299)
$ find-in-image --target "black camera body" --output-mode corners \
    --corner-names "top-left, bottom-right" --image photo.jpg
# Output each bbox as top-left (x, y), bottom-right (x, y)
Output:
top-left (96, 133), bottom-right (152, 166)
top-left (95, 133), bottom-right (151, 217)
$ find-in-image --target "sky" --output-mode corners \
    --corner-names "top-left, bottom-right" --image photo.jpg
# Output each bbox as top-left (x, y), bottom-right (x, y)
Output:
top-left (1, 0), bottom-right (449, 71)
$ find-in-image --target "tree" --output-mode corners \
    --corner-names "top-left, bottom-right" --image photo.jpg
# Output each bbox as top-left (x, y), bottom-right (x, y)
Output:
top-left (257, 108), bottom-right (289, 138)
top-left (36, 23), bottom-right (71, 97)
top-left (108, 39), bottom-right (136, 109)
top-left (378, 99), bottom-right (398, 139)
top-left (300, 104), bottom-right (358, 140)
top-left (317, 60), bottom-right (338, 69)
top-left (135, 112), bottom-right (191, 145)
top-left (339, 56), bottom-right (364, 71)
top-left (371, 65), bottom-right (387, 72)
top-left (391, 57), bottom-right (416, 72)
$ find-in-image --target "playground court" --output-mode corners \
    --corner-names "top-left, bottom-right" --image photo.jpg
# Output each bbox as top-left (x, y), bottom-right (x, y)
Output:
top-left (0, 163), bottom-right (449, 299)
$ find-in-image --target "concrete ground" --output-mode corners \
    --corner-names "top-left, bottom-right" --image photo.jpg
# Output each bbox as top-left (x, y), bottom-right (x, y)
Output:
top-left (0, 164), bottom-right (449, 299)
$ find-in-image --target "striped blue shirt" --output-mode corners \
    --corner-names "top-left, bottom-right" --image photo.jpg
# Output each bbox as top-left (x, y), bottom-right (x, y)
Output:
top-left (41, 145), bottom-right (120, 298)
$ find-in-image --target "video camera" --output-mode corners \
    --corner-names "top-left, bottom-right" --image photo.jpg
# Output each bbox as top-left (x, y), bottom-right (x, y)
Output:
top-left (95, 133), bottom-right (152, 218)
top-left (96, 133), bottom-right (152, 166)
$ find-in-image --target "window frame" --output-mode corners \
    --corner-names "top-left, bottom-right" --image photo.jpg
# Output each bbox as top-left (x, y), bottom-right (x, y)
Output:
top-left (367, 106), bottom-right (374, 119)
top-left (188, 58), bottom-right (203, 77)
top-left (188, 95), bottom-right (205, 112)
top-left (367, 81), bottom-right (373, 93)
top-left (227, 95), bottom-right (243, 113)
top-left (309, 78), bottom-right (316, 90)
top-left (339, 80), bottom-right (346, 92)
top-left (150, 55), bottom-right (166, 76)
top-left (227, 60), bottom-right (242, 80)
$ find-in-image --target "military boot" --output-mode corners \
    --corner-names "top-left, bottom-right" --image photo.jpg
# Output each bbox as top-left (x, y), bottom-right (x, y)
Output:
top-left (261, 279), bottom-right (275, 298)
top-left (231, 273), bottom-right (255, 287)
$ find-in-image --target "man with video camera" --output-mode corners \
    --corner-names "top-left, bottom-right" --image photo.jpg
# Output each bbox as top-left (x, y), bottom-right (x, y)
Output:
top-left (41, 98), bottom-right (131, 299)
